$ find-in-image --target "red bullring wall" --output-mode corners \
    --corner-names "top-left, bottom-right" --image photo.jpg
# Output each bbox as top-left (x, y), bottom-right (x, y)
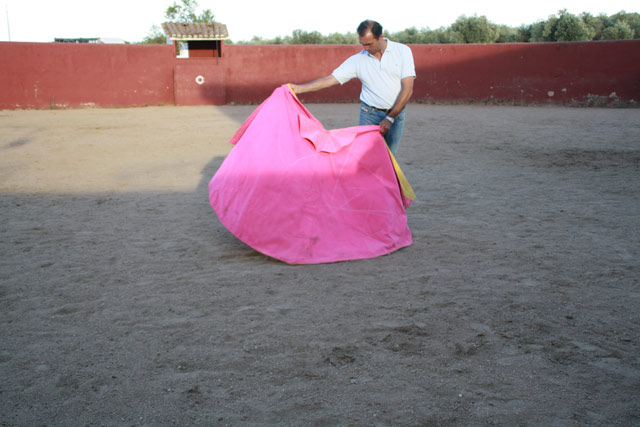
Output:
top-left (410, 41), bottom-right (640, 105)
top-left (0, 42), bottom-right (175, 109)
top-left (1, 40), bottom-right (639, 109)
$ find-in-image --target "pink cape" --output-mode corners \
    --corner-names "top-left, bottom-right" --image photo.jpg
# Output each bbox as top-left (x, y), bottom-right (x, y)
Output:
top-left (208, 85), bottom-right (414, 264)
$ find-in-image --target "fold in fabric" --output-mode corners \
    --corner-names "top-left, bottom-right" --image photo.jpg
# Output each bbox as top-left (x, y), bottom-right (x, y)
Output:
top-left (209, 84), bottom-right (415, 264)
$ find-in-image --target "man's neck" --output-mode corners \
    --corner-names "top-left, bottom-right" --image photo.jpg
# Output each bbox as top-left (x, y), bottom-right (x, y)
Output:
top-left (373, 39), bottom-right (387, 60)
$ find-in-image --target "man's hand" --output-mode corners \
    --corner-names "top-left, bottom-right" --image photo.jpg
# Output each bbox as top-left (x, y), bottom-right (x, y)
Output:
top-left (381, 76), bottom-right (414, 135)
top-left (288, 83), bottom-right (300, 93)
top-left (285, 76), bottom-right (339, 95)
top-left (380, 118), bottom-right (392, 135)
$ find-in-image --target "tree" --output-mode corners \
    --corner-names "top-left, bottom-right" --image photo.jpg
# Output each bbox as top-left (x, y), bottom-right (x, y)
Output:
top-left (433, 28), bottom-right (465, 44)
top-left (581, 13), bottom-right (608, 40)
top-left (611, 11), bottom-right (640, 39)
top-left (516, 24), bottom-right (532, 42)
top-left (222, 9), bottom-right (639, 44)
top-left (141, 25), bottom-right (167, 44)
top-left (601, 20), bottom-right (634, 40)
top-left (165, 0), bottom-right (215, 23)
top-left (323, 32), bottom-right (358, 44)
top-left (526, 21), bottom-right (549, 42)
top-left (537, 10), bottom-right (595, 42)
top-left (288, 29), bottom-right (324, 44)
top-left (450, 15), bottom-right (500, 43)
top-left (496, 25), bottom-right (519, 43)
top-left (391, 27), bottom-right (425, 44)
top-left (140, 0), bottom-right (215, 43)
top-left (553, 10), bottom-right (594, 41)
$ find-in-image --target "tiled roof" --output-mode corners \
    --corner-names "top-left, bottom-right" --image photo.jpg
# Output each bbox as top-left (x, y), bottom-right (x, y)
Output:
top-left (162, 22), bottom-right (229, 40)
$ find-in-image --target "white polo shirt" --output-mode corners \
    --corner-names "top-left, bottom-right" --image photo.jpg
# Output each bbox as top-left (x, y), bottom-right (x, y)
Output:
top-left (332, 39), bottom-right (416, 110)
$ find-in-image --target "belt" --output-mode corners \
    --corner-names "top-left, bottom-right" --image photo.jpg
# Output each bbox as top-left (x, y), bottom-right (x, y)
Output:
top-left (363, 102), bottom-right (390, 113)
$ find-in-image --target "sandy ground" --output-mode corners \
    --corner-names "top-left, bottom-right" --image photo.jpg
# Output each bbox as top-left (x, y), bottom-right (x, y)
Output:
top-left (1, 102), bottom-right (639, 426)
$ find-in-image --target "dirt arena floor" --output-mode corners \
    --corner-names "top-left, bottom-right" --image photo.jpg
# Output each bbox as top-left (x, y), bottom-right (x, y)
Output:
top-left (1, 102), bottom-right (639, 426)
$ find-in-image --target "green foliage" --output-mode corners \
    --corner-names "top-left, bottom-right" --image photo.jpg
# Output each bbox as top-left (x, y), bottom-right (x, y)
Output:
top-left (384, 27), bottom-right (463, 44)
top-left (144, 4), bottom-right (640, 44)
top-left (323, 32), bottom-right (359, 44)
top-left (233, 30), bottom-right (358, 45)
top-left (611, 11), bottom-right (640, 38)
top-left (383, 26), bottom-right (463, 44)
top-left (580, 13), bottom-right (609, 40)
top-left (437, 28), bottom-right (463, 43)
top-left (140, 0), bottom-right (214, 44)
top-left (140, 24), bottom-right (167, 44)
top-left (521, 9), bottom-right (637, 42)
top-left (515, 25), bottom-right (533, 42)
top-left (165, 0), bottom-right (215, 23)
top-left (526, 21), bottom-right (548, 42)
top-left (289, 29), bottom-right (324, 44)
top-left (552, 10), bottom-right (595, 41)
top-left (390, 27), bottom-right (426, 44)
top-left (437, 28), bottom-right (465, 44)
top-left (450, 15), bottom-right (500, 43)
top-left (496, 25), bottom-right (520, 43)
top-left (601, 20), bottom-right (634, 40)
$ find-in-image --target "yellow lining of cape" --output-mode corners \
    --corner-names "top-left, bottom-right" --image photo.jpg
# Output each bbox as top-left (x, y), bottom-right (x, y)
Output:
top-left (387, 148), bottom-right (416, 201)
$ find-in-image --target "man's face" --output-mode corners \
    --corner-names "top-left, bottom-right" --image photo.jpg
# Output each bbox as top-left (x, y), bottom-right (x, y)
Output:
top-left (359, 31), bottom-right (384, 55)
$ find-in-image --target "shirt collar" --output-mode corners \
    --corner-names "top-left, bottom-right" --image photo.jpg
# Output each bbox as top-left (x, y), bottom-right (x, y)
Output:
top-left (361, 38), bottom-right (392, 57)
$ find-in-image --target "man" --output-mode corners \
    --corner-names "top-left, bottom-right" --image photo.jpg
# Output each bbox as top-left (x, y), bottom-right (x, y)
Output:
top-left (289, 20), bottom-right (415, 155)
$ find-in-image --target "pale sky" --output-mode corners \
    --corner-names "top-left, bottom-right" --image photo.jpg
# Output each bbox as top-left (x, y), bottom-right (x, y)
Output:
top-left (1, 0), bottom-right (638, 43)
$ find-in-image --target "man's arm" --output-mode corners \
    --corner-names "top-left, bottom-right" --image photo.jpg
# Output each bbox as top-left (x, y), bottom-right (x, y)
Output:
top-left (380, 76), bottom-right (414, 135)
top-left (289, 75), bottom-right (340, 94)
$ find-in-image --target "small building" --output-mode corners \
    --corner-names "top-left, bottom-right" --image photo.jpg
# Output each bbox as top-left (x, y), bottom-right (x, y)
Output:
top-left (161, 22), bottom-right (228, 59)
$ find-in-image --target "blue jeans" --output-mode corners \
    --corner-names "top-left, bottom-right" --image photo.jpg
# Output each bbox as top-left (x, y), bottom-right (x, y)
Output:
top-left (359, 102), bottom-right (406, 155)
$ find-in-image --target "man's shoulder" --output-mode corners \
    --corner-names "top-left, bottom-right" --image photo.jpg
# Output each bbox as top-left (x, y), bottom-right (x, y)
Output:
top-left (386, 40), bottom-right (414, 62)
top-left (387, 39), bottom-right (412, 52)
top-left (342, 49), bottom-right (368, 64)
top-left (353, 49), bottom-right (368, 58)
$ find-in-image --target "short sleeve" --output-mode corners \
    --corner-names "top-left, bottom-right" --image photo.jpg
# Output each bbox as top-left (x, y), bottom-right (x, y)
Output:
top-left (401, 45), bottom-right (416, 79)
top-left (332, 54), bottom-right (360, 85)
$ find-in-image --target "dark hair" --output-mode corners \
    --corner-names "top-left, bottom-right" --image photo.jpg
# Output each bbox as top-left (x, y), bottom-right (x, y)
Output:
top-left (357, 20), bottom-right (383, 38)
